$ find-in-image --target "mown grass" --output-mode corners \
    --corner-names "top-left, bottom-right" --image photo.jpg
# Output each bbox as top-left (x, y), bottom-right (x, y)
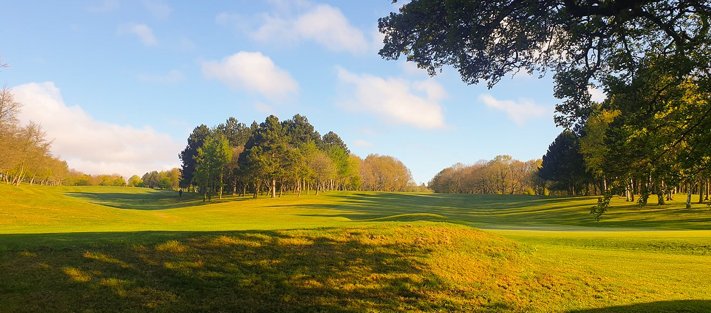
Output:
top-left (1, 184), bottom-right (710, 312)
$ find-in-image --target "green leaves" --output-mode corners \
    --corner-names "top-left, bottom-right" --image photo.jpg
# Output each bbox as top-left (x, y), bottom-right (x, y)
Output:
top-left (379, 0), bottom-right (709, 129)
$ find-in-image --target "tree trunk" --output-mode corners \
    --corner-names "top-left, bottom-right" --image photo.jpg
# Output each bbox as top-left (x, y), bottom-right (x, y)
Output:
top-left (624, 178), bottom-right (631, 201)
top-left (271, 179), bottom-right (276, 198)
top-left (686, 182), bottom-right (692, 209)
top-left (13, 166), bottom-right (24, 186)
top-left (218, 173), bottom-right (224, 199)
top-left (699, 179), bottom-right (705, 204)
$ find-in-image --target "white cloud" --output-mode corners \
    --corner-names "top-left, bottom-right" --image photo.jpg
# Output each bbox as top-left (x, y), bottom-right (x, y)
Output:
top-left (401, 61), bottom-right (428, 76)
top-left (371, 26), bottom-right (386, 53)
top-left (353, 139), bottom-right (373, 148)
top-left (588, 86), bottom-right (606, 103)
top-left (478, 94), bottom-right (547, 126)
top-left (137, 69), bottom-right (184, 84)
top-left (178, 37), bottom-right (196, 51)
top-left (12, 82), bottom-right (181, 178)
top-left (265, 0), bottom-right (312, 13)
top-left (337, 67), bottom-right (446, 129)
top-left (142, 0), bottom-right (171, 19)
top-left (202, 51), bottom-right (298, 100)
top-left (511, 69), bottom-right (534, 79)
top-left (87, 0), bottom-right (119, 12)
top-left (249, 3), bottom-right (369, 54)
top-left (215, 12), bottom-right (242, 27)
top-left (254, 102), bottom-right (275, 114)
top-left (118, 23), bottom-right (157, 46)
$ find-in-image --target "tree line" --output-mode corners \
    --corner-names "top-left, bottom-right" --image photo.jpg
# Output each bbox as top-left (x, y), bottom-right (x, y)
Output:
top-left (535, 55), bottom-right (709, 217)
top-left (429, 156), bottom-right (542, 195)
top-left (538, 68), bottom-right (710, 216)
top-left (0, 87), bottom-right (72, 185)
top-left (380, 0), bottom-right (709, 218)
top-left (126, 168), bottom-right (181, 189)
top-left (179, 115), bottom-right (415, 200)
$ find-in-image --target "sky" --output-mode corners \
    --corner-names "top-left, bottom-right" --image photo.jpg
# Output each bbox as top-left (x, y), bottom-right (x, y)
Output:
top-left (0, 0), bottom-right (604, 184)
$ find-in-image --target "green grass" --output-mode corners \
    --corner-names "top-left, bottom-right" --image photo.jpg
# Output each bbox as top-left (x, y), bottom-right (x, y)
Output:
top-left (1, 184), bottom-right (710, 312)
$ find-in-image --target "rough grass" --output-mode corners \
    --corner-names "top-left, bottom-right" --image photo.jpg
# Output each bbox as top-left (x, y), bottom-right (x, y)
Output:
top-left (1, 184), bottom-right (710, 312)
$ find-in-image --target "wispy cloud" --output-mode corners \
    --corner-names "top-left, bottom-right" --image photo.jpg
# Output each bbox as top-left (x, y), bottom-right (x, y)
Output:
top-left (220, 2), bottom-right (369, 55)
top-left (201, 51), bottom-right (298, 100)
top-left (337, 67), bottom-right (446, 129)
top-left (12, 82), bottom-right (181, 178)
top-left (137, 69), bottom-right (184, 84)
top-left (87, 0), bottom-right (119, 12)
top-left (254, 102), bottom-right (275, 114)
top-left (142, 0), bottom-right (171, 19)
top-left (588, 86), bottom-right (606, 103)
top-left (478, 94), bottom-right (547, 126)
top-left (353, 139), bottom-right (373, 148)
top-left (118, 23), bottom-right (157, 46)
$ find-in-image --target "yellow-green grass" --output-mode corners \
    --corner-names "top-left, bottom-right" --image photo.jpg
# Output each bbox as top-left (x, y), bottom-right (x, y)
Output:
top-left (1, 184), bottom-right (710, 312)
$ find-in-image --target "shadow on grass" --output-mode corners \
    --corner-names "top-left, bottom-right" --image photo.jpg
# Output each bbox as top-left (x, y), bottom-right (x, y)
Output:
top-left (568, 300), bottom-right (711, 312)
top-left (280, 193), bottom-right (711, 230)
top-left (65, 191), bottom-right (243, 210)
top-left (2, 229), bottom-right (708, 312)
top-left (0, 229), bottom-right (452, 312)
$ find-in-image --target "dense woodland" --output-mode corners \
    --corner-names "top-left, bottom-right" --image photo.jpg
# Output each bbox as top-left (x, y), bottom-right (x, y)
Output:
top-left (2, 0), bottom-right (709, 218)
top-left (381, 0), bottom-right (710, 216)
top-left (0, 85), bottom-right (145, 186)
top-left (429, 156), bottom-right (542, 195)
top-left (0, 87), bottom-right (71, 185)
top-left (178, 115), bottom-right (417, 200)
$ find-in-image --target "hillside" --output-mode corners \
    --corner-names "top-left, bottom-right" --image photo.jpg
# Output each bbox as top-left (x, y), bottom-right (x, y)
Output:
top-left (1, 185), bottom-right (710, 312)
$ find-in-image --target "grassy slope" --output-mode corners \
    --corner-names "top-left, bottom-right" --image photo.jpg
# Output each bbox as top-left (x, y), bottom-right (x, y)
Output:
top-left (1, 184), bottom-right (710, 312)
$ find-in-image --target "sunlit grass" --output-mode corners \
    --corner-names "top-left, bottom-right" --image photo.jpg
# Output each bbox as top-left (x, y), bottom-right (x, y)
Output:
top-left (1, 184), bottom-right (710, 312)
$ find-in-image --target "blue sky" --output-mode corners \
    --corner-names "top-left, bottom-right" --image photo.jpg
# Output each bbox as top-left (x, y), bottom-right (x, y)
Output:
top-left (1, 0), bottom-right (591, 183)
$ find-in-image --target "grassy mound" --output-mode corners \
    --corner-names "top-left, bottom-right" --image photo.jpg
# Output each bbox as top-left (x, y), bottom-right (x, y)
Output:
top-left (1, 185), bottom-right (710, 312)
top-left (0, 223), bottom-right (603, 312)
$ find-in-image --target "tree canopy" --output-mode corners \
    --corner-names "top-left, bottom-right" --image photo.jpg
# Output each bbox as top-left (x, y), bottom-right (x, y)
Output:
top-left (177, 114), bottom-right (418, 200)
top-left (379, 0), bottom-right (710, 128)
top-left (430, 155), bottom-right (542, 195)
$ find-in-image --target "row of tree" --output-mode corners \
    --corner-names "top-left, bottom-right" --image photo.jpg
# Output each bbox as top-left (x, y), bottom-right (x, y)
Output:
top-left (429, 156), bottom-right (542, 195)
top-left (536, 54), bottom-right (710, 217)
top-left (381, 0), bottom-right (709, 217)
top-left (128, 169), bottom-right (181, 189)
top-left (0, 87), bottom-right (73, 185)
top-left (0, 81), bottom-right (184, 188)
top-left (68, 173), bottom-right (127, 186)
top-left (0, 86), bottom-right (146, 187)
top-left (179, 115), bottom-right (415, 200)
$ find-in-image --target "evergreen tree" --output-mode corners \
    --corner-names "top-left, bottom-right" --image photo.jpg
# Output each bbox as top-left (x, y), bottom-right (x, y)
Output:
top-left (179, 124), bottom-right (210, 189)
top-left (539, 130), bottom-right (587, 195)
top-left (194, 134), bottom-right (232, 201)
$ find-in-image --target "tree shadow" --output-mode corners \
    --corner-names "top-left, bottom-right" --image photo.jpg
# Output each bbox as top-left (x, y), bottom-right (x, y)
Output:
top-left (0, 229), bottom-right (447, 312)
top-left (275, 193), bottom-right (711, 230)
top-left (2, 227), bottom-right (708, 312)
top-left (568, 300), bottom-right (711, 312)
top-left (271, 193), bottom-right (603, 229)
top-left (64, 191), bottom-right (244, 210)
